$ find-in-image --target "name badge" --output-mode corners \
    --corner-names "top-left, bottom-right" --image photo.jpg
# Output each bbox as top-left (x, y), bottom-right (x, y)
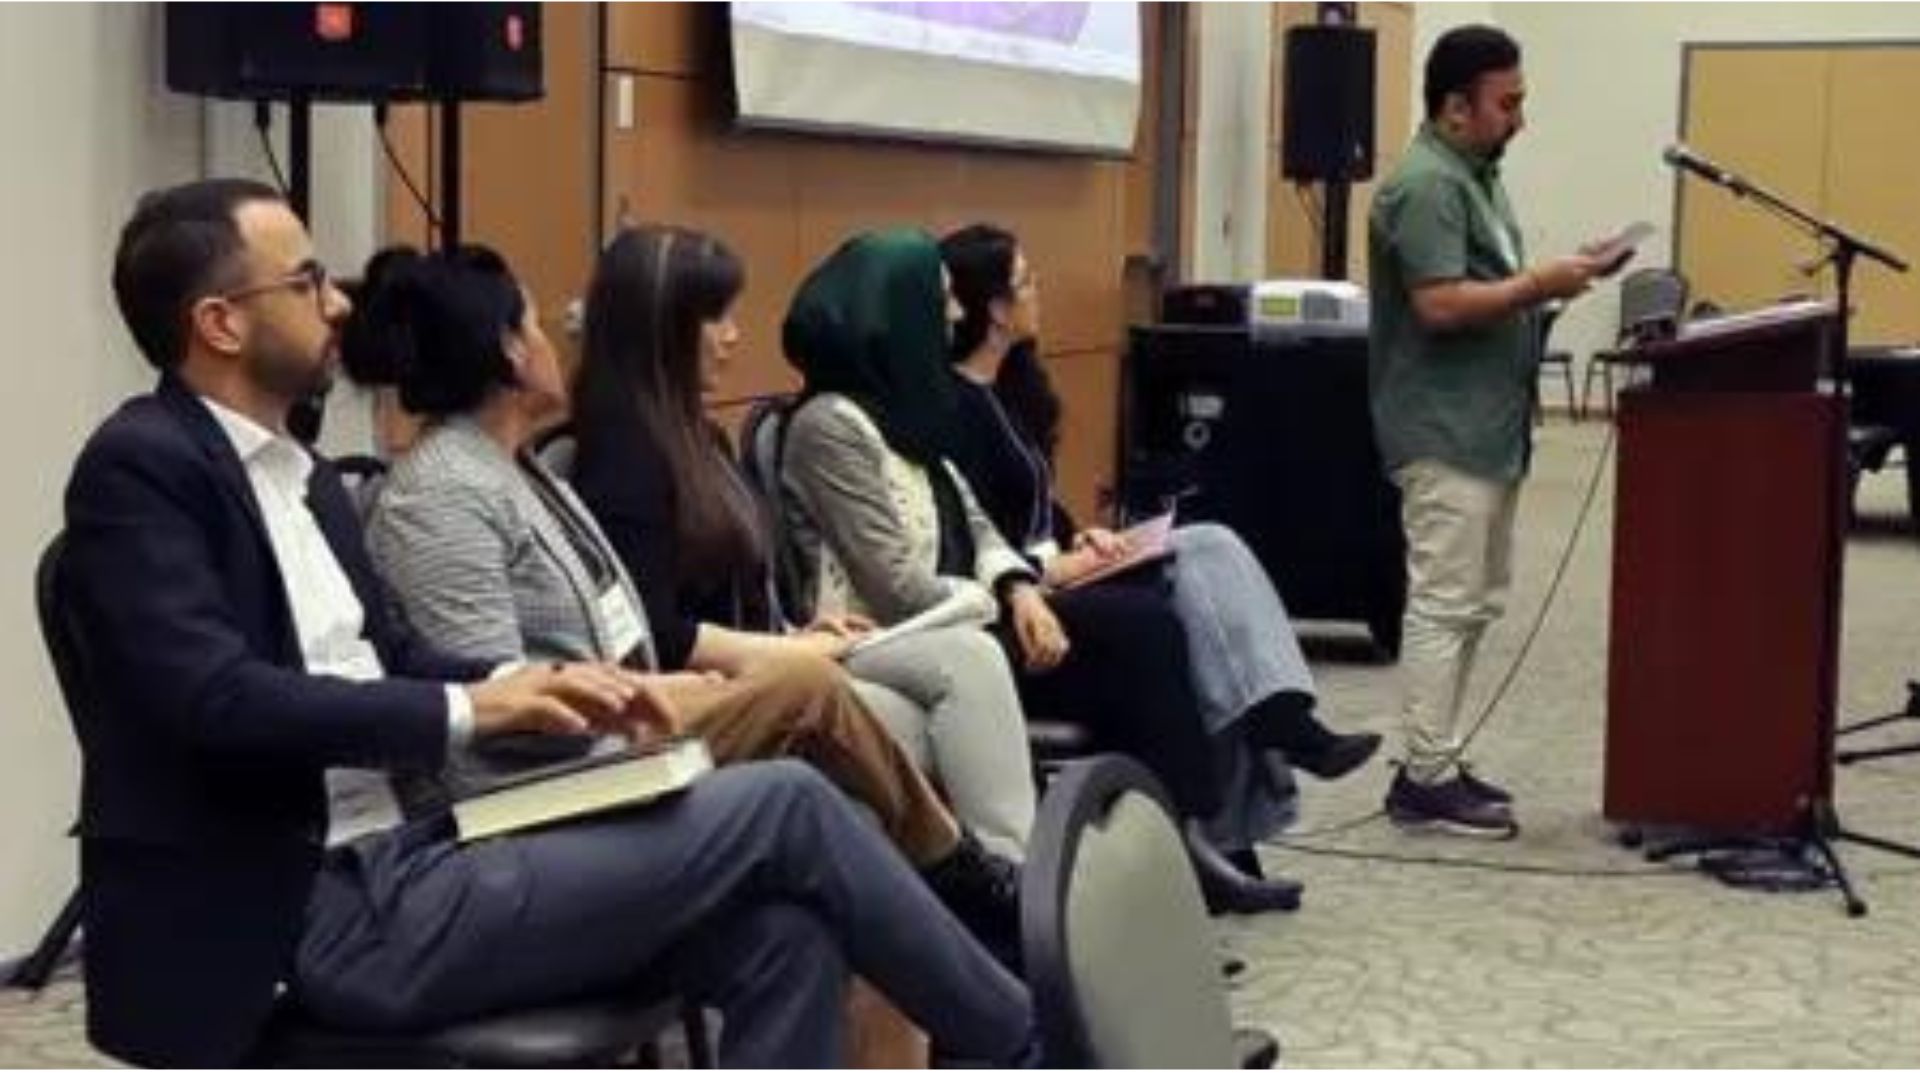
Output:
top-left (597, 584), bottom-right (647, 662)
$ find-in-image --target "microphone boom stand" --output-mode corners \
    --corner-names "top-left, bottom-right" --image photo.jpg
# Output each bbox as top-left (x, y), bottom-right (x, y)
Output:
top-left (1660, 155), bottom-right (1911, 916)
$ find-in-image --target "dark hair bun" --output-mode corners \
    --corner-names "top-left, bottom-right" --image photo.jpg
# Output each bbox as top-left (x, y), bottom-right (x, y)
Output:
top-left (338, 244), bottom-right (524, 418)
top-left (338, 245), bottom-right (426, 388)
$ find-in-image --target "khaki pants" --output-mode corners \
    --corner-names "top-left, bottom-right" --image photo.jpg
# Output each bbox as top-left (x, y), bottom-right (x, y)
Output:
top-left (666, 652), bottom-right (961, 866)
top-left (1392, 459), bottom-right (1520, 785)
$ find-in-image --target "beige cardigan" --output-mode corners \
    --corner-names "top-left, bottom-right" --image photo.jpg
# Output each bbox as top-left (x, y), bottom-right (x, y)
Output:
top-left (778, 393), bottom-right (1032, 626)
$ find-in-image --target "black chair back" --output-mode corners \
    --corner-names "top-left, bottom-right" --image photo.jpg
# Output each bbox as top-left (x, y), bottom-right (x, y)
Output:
top-left (37, 533), bottom-right (94, 748)
top-left (1616, 268), bottom-right (1690, 344)
top-left (736, 395), bottom-right (791, 498)
top-left (330, 453), bottom-right (391, 523)
top-left (735, 395), bottom-right (809, 625)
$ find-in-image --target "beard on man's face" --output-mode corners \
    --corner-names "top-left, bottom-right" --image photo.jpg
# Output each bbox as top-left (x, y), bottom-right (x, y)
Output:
top-left (247, 329), bottom-right (337, 405)
top-left (1483, 124), bottom-right (1519, 163)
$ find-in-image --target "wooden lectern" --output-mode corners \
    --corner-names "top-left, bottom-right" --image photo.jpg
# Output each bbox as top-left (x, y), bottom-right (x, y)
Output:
top-left (1603, 300), bottom-right (1846, 833)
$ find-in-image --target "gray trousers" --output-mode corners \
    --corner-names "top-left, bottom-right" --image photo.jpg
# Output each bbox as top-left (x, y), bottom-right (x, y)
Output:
top-left (294, 761), bottom-right (1030, 1067)
top-left (845, 625), bottom-right (1038, 859)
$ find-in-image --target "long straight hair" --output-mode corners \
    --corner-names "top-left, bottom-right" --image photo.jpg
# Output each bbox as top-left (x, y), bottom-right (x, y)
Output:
top-left (576, 225), bottom-right (760, 586)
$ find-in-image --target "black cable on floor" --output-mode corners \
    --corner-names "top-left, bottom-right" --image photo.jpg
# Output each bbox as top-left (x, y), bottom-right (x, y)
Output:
top-left (1266, 838), bottom-right (1697, 880)
top-left (1281, 425), bottom-right (1621, 844)
top-left (1443, 421), bottom-right (1621, 764)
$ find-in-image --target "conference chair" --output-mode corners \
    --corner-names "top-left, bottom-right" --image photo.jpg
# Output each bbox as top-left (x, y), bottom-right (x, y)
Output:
top-left (1582, 268), bottom-right (1690, 417)
top-left (331, 452), bottom-right (390, 520)
top-left (1536, 302), bottom-right (1578, 422)
top-left (1022, 755), bottom-right (1279, 1069)
top-left (1847, 423), bottom-right (1904, 524)
top-left (32, 531), bottom-right (709, 1067)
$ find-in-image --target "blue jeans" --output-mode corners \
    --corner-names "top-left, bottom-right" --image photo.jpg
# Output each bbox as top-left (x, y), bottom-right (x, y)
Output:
top-left (1165, 523), bottom-right (1314, 847)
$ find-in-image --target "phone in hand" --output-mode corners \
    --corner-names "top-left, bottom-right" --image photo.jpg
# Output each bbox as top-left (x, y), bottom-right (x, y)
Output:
top-left (1588, 221), bottom-right (1656, 278)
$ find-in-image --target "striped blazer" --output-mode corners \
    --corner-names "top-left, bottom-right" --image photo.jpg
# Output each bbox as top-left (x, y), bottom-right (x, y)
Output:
top-left (365, 417), bottom-right (659, 671)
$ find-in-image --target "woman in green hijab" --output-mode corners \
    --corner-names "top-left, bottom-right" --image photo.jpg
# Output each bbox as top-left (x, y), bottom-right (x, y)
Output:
top-left (777, 229), bottom-right (1302, 915)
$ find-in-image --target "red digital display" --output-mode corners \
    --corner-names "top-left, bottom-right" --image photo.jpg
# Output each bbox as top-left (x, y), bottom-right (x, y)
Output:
top-left (315, 4), bottom-right (355, 43)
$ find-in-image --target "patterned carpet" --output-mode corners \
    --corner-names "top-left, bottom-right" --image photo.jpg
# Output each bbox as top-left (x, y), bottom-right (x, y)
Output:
top-left (1226, 422), bottom-right (1920, 1067)
top-left (3, 422), bottom-right (1916, 1068)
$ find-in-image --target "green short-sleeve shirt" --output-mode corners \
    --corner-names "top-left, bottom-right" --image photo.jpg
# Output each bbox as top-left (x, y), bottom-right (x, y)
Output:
top-left (1368, 124), bottom-right (1538, 483)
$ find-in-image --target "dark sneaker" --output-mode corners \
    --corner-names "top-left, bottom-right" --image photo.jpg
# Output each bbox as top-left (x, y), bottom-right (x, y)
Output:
top-left (1383, 769), bottom-right (1518, 839)
top-left (1457, 763), bottom-right (1513, 805)
top-left (924, 832), bottom-right (1024, 971)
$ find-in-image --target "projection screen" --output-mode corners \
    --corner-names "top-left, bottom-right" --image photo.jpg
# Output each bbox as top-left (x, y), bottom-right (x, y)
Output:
top-left (730, 2), bottom-right (1143, 155)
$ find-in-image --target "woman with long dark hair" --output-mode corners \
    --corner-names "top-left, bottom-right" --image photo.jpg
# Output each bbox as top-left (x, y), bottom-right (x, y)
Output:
top-left (777, 228), bottom-right (1302, 914)
top-left (570, 224), bottom-right (1038, 859)
top-left (938, 223), bottom-right (1380, 808)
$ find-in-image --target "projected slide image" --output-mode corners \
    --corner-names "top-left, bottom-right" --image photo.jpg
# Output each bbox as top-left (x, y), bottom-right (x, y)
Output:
top-left (734, 1), bottom-right (1140, 82)
top-left (854, 2), bottom-right (1091, 44)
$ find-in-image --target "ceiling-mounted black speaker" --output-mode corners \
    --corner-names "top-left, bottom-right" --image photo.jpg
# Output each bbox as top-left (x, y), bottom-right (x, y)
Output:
top-left (1282, 25), bottom-right (1377, 183)
top-left (165, 4), bottom-right (430, 101)
top-left (165, 4), bottom-right (543, 103)
top-left (427, 4), bottom-right (544, 102)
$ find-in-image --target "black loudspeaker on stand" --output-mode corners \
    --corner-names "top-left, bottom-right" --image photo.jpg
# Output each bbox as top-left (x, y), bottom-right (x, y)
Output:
top-left (166, 4), bottom-right (543, 105)
top-left (1281, 6), bottom-right (1375, 280)
top-left (1281, 25), bottom-right (1375, 184)
top-left (164, 2), bottom-right (544, 245)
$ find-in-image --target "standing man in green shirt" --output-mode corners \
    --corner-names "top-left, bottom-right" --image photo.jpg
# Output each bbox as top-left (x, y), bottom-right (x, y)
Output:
top-left (1369, 25), bottom-right (1599, 838)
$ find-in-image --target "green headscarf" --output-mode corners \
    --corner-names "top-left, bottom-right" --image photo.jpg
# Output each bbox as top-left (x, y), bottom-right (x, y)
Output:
top-left (783, 228), bottom-right (960, 465)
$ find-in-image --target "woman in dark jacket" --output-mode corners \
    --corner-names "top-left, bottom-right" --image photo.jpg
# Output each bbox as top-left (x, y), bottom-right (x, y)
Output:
top-left (777, 228), bottom-right (1302, 913)
top-left (937, 223), bottom-right (1381, 813)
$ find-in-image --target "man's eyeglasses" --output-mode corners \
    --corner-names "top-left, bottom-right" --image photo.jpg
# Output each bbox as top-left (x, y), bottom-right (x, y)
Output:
top-left (217, 261), bottom-right (332, 305)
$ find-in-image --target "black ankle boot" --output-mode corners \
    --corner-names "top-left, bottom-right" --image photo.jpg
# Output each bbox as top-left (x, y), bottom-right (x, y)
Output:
top-left (1248, 693), bottom-right (1383, 780)
top-left (923, 832), bottom-right (1023, 971)
top-left (1226, 846), bottom-right (1265, 879)
top-left (1184, 821), bottom-right (1302, 915)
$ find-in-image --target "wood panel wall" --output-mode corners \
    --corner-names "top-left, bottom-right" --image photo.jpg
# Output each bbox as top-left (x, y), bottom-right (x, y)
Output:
top-left (1679, 44), bottom-right (1920, 346)
top-left (385, 3), bottom-right (1170, 521)
top-left (600, 4), bottom-right (1165, 518)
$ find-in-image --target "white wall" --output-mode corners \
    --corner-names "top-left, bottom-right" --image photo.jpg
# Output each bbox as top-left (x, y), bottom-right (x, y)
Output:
top-left (1461, 2), bottom-right (1920, 368)
top-left (1413, 0), bottom-right (1492, 118)
top-left (0, 2), bottom-right (200, 963)
top-left (1190, 2), bottom-right (1276, 282)
top-left (0, 4), bottom-right (381, 960)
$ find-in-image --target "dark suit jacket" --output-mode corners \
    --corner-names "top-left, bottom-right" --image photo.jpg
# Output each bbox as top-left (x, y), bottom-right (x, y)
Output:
top-left (60, 375), bottom-right (490, 1066)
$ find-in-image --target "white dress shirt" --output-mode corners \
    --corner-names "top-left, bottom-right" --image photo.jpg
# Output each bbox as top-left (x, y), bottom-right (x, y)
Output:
top-left (201, 397), bottom-right (470, 845)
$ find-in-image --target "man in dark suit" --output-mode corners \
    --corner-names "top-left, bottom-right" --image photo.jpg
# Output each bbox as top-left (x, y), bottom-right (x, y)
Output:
top-left (62, 178), bottom-right (1033, 1067)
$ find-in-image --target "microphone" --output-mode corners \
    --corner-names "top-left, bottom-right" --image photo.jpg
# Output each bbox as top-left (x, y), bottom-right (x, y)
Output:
top-left (1662, 144), bottom-right (1737, 188)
